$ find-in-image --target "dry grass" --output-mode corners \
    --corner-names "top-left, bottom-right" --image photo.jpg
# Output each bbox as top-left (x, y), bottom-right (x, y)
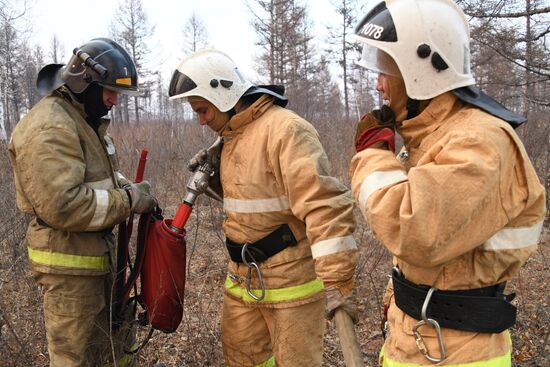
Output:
top-left (1, 119), bottom-right (548, 366)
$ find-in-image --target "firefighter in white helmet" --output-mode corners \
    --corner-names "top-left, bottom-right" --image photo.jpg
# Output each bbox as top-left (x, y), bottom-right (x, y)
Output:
top-left (349, 0), bottom-right (546, 365)
top-left (169, 49), bottom-right (359, 366)
top-left (9, 38), bottom-right (156, 366)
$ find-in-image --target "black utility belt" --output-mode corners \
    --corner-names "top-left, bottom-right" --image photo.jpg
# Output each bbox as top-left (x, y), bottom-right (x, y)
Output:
top-left (226, 224), bottom-right (298, 263)
top-left (392, 268), bottom-right (516, 333)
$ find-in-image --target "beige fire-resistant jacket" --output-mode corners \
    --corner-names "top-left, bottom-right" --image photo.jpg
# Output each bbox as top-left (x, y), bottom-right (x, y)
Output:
top-left (350, 92), bottom-right (546, 365)
top-left (221, 95), bottom-right (358, 308)
top-left (9, 87), bottom-right (131, 276)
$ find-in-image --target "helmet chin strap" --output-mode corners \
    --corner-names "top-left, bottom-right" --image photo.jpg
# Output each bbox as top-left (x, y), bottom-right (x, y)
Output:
top-left (406, 98), bottom-right (420, 119)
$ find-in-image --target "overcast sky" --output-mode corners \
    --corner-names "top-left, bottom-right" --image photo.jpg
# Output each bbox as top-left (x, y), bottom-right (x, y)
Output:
top-left (27, 0), bottom-right (343, 83)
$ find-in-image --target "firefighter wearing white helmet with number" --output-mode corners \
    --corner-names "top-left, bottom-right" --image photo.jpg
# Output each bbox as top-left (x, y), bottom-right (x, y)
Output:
top-left (349, 0), bottom-right (545, 366)
top-left (169, 49), bottom-right (359, 366)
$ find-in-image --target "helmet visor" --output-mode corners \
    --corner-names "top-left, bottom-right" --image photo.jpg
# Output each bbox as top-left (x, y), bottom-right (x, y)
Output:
top-left (356, 45), bottom-right (401, 77)
top-left (168, 69), bottom-right (198, 99)
top-left (101, 82), bottom-right (140, 97)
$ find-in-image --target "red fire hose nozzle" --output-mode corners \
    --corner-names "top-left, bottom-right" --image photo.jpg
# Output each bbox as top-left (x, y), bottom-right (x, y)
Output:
top-left (169, 171), bottom-right (205, 233)
top-left (171, 202), bottom-right (193, 233)
top-left (169, 137), bottom-right (223, 234)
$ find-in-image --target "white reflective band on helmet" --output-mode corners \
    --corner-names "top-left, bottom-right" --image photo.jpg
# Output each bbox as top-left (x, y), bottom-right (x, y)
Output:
top-left (224, 196), bottom-right (290, 213)
top-left (359, 170), bottom-right (408, 210)
top-left (84, 177), bottom-right (114, 190)
top-left (482, 221), bottom-right (543, 251)
top-left (310, 235), bottom-right (358, 259)
top-left (88, 189), bottom-right (109, 229)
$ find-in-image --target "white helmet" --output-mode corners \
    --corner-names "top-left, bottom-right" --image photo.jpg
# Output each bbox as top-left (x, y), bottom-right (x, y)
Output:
top-left (353, 0), bottom-right (475, 100)
top-left (168, 49), bottom-right (253, 112)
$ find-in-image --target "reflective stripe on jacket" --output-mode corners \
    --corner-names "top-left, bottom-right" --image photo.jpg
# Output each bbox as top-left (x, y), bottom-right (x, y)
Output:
top-left (221, 95), bottom-right (358, 306)
top-left (9, 88), bottom-right (131, 275)
top-left (350, 92), bottom-right (545, 364)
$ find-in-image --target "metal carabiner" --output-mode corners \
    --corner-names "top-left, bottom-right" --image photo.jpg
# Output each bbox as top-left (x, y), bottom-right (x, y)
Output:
top-left (241, 244), bottom-right (266, 301)
top-left (412, 287), bottom-right (446, 364)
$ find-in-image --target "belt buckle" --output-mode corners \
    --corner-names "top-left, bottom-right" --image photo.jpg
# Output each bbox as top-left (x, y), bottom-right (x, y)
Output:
top-left (412, 287), bottom-right (446, 364)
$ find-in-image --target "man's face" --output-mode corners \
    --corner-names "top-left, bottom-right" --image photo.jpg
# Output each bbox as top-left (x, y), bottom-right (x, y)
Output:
top-left (102, 88), bottom-right (118, 109)
top-left (190, 99), bottom-right (216, 125)
top-left (376, 73), bottom-right (391, 102)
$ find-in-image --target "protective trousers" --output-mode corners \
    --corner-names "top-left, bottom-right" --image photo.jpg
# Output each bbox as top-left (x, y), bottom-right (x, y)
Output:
top-left (34, 273), bottom-right (136, 367)
top-left (221, 293), bottom-right (325, 367)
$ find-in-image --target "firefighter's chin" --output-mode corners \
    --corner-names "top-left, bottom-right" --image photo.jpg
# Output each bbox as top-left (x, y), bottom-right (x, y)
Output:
top-left (207, 109), bottom-right (231, 135)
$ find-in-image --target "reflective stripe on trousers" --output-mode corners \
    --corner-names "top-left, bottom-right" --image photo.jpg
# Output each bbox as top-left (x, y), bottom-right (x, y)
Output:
top-left (28, 247), bottom-right (110, 271)
top-left (255, 356), bottom-right (275, 367)
top-left (102, 342), bottom-right (139, 367)
top-left (225, 276), bottom-right (324, 302)
top-left (380, 340), bottom-right (512, 367)
top-left (224, 357), bottom-right (276, 367)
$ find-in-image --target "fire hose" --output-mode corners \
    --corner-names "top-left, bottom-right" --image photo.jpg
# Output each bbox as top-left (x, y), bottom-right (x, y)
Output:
top-left (113, 149), bottom-right (148, 330)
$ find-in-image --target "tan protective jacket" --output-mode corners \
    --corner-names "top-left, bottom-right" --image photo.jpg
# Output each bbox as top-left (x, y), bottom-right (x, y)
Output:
top-left (221, 96), bottom-right (358, 307)
top-left (350, 92), bottom-right (545, 365)
top-left (9, 88), bottom-right (131, 276)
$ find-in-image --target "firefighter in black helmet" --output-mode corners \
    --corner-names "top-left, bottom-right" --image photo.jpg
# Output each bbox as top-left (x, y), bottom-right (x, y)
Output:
top-left (9, 38), bottom-right (155, 366)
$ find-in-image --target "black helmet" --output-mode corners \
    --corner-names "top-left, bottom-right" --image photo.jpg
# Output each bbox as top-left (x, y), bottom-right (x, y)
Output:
top-left (37, 38), bottom-right (139, 96)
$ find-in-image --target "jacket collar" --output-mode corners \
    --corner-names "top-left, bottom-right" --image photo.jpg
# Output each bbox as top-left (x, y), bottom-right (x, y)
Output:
top-left (397, 92), bottom-right (463, 149)
top-left (222, 95), bottom-right (275, 137)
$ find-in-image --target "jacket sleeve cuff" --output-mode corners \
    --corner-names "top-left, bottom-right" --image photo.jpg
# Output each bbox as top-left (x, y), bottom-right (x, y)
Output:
top-left (323, 279), bottom-right (355, 295)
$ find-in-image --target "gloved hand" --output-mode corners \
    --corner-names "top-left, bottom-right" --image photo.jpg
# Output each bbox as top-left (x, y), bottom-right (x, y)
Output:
top-left (354, 105), bottom-right (396, 153)
top-left (188, 145), bottom-right (223, 200)
top-left (126, 181), bottom-right (157, 213)
top-left (187, 148), bottom-right (208, 172)
top-left (325, 287), bottom-right (359, 324)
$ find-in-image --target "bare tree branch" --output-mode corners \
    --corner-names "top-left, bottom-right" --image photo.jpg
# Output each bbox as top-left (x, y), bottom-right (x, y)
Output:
top-left (465, 6), bottom-right (550, 18)
top-left (474, 36), bottom-right (550, 77)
